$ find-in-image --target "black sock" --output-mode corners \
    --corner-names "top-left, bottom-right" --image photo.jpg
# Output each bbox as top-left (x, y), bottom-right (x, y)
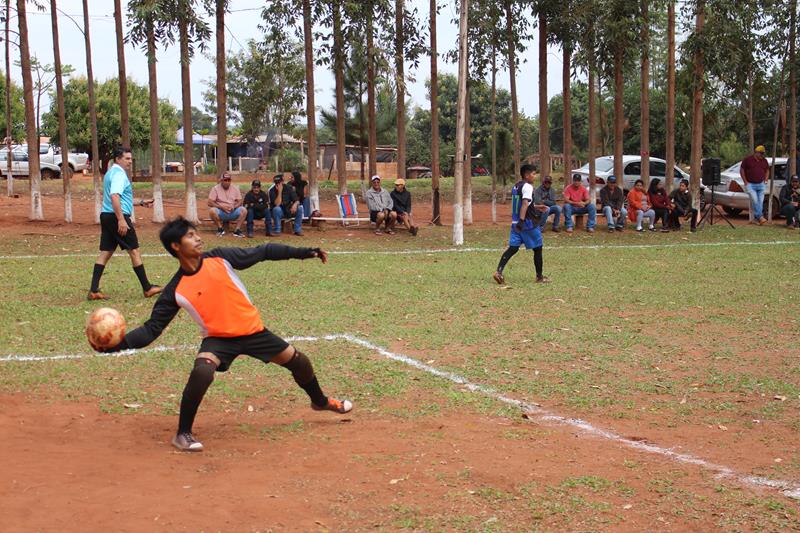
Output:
top-left (281, 350), bottom-right (327, 406)
top-left (133, 264), bottom-right (152, 291)
top-left (300, 376), bottom-right (327, 407)
top-left (178, 359), bottom-right (216, 434)
top-left (90, 263), bottom-right (105, 293)
top-left (533, 247), bottom-right (543, 278)
top-left (496, 246), bottom-right (519, 273)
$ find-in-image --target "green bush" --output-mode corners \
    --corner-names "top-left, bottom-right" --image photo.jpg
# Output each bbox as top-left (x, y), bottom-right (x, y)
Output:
top-left (270, 148), bottom-right (305, 173)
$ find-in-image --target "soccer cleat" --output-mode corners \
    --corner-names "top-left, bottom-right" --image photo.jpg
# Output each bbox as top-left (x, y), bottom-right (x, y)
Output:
top-left (312, 397), bottom-right (353, 414)
top-left (216, 227), bottom-right (225, 237)
top-left (536, 276), bottom-right (551, 284)
top-left (492, 271), bottom-right (505, 285)
top-left (172, 431), bottom-right (204, 452)
top-left (87, 291), bottom-right (109, 301)
top-left (144, 285), bottom-right (163, 298)
top-left (232, 229), bottom-right (244, 238)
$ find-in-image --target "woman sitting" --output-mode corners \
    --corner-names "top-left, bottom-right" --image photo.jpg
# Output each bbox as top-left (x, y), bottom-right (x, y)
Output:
top-left (647, 178), bottom-right (671, 232)
top-left (627, 179), bottom-right (657, 232)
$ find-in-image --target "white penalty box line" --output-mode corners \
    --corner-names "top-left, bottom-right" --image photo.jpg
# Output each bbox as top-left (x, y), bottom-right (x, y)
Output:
top-left (2, 333), bottom-right (799, 501)
top-left (0, 239), bottom-right (798, 261)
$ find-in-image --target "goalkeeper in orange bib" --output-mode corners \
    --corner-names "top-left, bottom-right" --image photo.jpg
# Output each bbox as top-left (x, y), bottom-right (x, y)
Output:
top-left (101, 216), bottom-right (352, 451)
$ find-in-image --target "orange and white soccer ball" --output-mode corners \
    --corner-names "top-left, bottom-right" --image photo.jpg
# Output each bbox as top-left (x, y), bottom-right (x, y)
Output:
top-left (86, 307), bottom-right (126, 352)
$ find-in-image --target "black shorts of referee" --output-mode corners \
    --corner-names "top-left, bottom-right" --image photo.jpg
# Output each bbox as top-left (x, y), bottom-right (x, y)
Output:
top-left (99, 212), bottom-right (140, 251)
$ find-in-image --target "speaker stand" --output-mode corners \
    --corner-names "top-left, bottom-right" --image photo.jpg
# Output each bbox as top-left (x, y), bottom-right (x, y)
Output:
top-left (697, 185), bottom-right (735, 230)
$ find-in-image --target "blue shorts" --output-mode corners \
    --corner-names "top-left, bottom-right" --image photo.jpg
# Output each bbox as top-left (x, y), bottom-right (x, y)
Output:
top-left (508, 225), bottom-right (543, 249)
top-left (215, 206), bottom-right (244, 222)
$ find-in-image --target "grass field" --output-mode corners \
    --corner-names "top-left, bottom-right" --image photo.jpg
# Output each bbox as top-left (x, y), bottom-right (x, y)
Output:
top-left (1, 181), bottom-right (800, 530)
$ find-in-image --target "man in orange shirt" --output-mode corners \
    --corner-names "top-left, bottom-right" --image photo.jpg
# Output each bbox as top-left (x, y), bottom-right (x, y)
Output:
top-left (99, 216), bottom-right (352, 452)
top-left (563, 175), bottom-right (596, 233)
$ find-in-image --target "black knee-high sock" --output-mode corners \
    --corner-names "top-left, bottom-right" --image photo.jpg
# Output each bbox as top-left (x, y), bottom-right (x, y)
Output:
top-left (496, 246), bottom-right (520, 273)
top-left (281, 350), bottom-right (327, 406)
top-left (178, 359), bottom-right (216, 434)
top-left (533, 247), bottom-right (543, 278)
top-left (132, 264), bottom-right (152, 291)
top-left (90, 263), bottom-right (105, 292)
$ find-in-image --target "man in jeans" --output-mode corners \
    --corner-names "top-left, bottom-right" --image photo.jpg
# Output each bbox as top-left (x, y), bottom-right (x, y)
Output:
top-left (599, 175), bottom-right (627, 232)
top-left (244, 178), bottom-right (270, 237)
top-left (208, 171), bottom-right (246, 237)
top-left (779, 175), bottom-right (800, 229)
top-left (268, 174), bottom-right (304, 236)
top-left (534, 176), bottom-right (561, 232)
top-left (740, 145), bottom-right (770, 224)
top-left (563, 174), bottom-right (596, 233)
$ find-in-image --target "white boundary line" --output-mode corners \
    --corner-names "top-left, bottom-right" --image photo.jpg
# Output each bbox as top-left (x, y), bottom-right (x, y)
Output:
top-left (0, 239), bottom-right (798, 261)
top-left (2, 333), bottom-right (799, 500)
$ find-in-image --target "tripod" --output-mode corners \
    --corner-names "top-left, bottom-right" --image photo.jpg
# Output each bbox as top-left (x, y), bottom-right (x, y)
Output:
top-left (697, 184), bottom-right (735, 229)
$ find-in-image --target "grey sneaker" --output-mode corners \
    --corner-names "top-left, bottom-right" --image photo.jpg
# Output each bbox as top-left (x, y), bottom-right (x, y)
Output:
top-left (172, 431), bottom-right (204, 452)
top-left (311, 398), bottom-right (353, 414)
top-left (215, 227), bottom-right (225, 237)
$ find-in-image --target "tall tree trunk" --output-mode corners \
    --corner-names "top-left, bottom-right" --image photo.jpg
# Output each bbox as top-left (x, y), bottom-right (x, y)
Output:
top-left (114, 0), bottom-right (130, 148)
top-left (366, 4), bottom-right (377, 181)
top-left (665, 0), bottom-right (676, 192)
top-left (5, 0), bottom-right (13, 197)
top-left (82, 0), bottom-right (100, 221)
top-left (333, 0), bottom-right (347, 195)
top-left (789, 0), bottom-right (797, 177)
top-left (146, 20), bottom-right (164, 223)
top-left (358, 81), bottom-right (367, 199)
top-left (588, 65), bottom-right (596, 202)
top-left (613, 48), bottom-right (624, 183)
top-left (688, 0), bottom-right (705, 211)
top-left (505, 1), bottom-right (520, 183)
top-left (491, 43), bottom-right (497, 224)
top-left (50, 0), bottom-right (72, 223)
top-left (538, 11), bottom-right (549, 179)
top-left (453, 0), bottom-right (468, 245)
top-left (747, 73), bottom-right (754, 152)
top-left (17, 0), bottom-right (41, 220)
top-left (179, 14), bottom-right (197, 223)
top-left (562, 44), bottom-right (572, 190)
top-left (302, 0), bottom-right (319, 212)
top-left (464, 78), bottom-right (472, 224)
top-left (395, 0), bottom-right (406, 182)
top-left (640, 0), bottom-right (650, 188)
top-left (216, 0), bottom-right (227, 172)
top-left (430, 0), bottom-right (441, 224)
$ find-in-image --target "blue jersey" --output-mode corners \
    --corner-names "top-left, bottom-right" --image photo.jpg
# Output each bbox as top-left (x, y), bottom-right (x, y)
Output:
top-left (511, 180), bottom-right (537, 229)
top-left (102, 163), bottom-right (133, 215)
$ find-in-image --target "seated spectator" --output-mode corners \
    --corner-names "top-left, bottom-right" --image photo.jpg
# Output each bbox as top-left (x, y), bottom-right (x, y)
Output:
top-left (290, 170), bottom-right (310, 222)
top-left (534, 176), bottom-right (561, 232)
top-left (244, 178), bottom-right (270, 238)
top-left (366, 175), bottom-right (396, 235)
top-left (779, 175), bottom-right (800, 229)
top-left (599, 175), bottom-right (627, 232)
top-left (563, 174), bottom-right (596, 233)
top-left (667, 178), bottom-right (698, 232)
top-left (627, 179), bottom-right (656, 232)
top-left (208, 171), bottom-right (246, 237)
top-left (648, 178), bottom-right (671, 232)
top-left (390, 178), bottom-right (419, 236)
top-left (268, 174), bottom-right (303, 236)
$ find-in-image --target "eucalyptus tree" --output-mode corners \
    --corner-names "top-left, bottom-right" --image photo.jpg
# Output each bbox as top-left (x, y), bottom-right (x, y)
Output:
top-left (4, 0), bottom-right (12, 197)
top-left (429, 0), bottom-right (441, 224)
top-left (548, 0), bottom-right (579, 185)
top-left (16, 0), bottom-right (41, 219)
top-left (535, 0), bottom-right (562, 178)
top-left (639, 0), bottom-right (650, 186)
top-left (684, 0), bottom-right (706, 209)
top-left (50, 0), bottom-right (72, 222)
top-left (665, 0), bottom-right (676, 191)
top-left (215, 0), bottom-right (228, 172)
top-left (574, 0), bottom-right (602, 200)
top-left (82, 0), bottom-right (101, 220)
top-left (114, 0), bottom-right (131, 148)
top-left (789, 0), bottom-right (797, 176)
top-left (453, 0), bottom-right (468, 245)
top-left (502, 0), bottom-right (531, 180)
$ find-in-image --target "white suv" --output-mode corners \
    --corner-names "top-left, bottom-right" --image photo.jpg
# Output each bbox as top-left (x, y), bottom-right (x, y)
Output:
top-left (571, 155), bottom-right (690, 194)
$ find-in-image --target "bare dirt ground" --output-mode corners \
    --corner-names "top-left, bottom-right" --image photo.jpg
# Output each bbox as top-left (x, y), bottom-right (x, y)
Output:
top-left (1, 178), bottom-right (796, 531)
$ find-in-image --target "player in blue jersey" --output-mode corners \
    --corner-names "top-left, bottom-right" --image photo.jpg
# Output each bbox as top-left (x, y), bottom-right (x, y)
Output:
top-left (492, 164), bottom-right (551, 285)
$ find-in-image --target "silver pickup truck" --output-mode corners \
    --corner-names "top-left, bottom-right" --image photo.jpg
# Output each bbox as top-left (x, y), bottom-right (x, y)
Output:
top-left (0, 143), bottom-right (89, 179)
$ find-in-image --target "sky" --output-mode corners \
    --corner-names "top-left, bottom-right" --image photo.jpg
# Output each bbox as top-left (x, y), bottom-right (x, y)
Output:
top-left (19, 0), bottom-right (567, 126)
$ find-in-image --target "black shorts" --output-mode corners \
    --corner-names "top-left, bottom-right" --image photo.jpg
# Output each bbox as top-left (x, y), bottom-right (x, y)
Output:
top-left (99, 212), bottom-right (139, 252)
top-left (198, 329), bottom-right (290, 372)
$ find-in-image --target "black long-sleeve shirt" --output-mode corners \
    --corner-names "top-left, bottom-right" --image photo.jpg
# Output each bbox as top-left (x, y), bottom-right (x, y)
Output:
top-left (390, 189), bottom-right (412, 214)
top-left (110, 244), bottom-right (318, 352)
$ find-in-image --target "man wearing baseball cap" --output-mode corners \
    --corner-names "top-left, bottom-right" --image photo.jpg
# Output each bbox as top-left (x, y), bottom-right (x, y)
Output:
top-left (365, 175), bottom-right (396, 235)
top-left (740, 145), bottom-right (770, 224)
top-left (390, 178), bottom-right (419, 236)
top-left (244, 178), bottom-right (269, 237)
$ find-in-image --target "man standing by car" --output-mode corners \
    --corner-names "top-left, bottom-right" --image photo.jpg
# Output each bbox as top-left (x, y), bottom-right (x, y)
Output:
top-left (740, 145), bottom-right (770, 224)
top-left (87, 146), bottom-right (162, 301)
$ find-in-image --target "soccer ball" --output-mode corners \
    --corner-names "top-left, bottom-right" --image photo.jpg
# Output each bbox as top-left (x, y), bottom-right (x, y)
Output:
top-left (86, 307), bottom-right (126, 352)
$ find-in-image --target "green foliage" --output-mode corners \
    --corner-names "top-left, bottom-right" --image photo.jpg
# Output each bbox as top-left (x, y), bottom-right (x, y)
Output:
top-left (41, 77), bottom-right (180, 164)
top-left (718, 134), bottom-right (748, 167)
top-left (0, 80), bottom-right (26, 142)
top-left (269, 147), bottom-right (305, 172)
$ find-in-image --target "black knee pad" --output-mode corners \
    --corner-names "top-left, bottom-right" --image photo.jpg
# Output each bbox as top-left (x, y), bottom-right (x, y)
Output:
top-left (280, 349), bottom-right (315, 384)
top-left (190, 358), bottom-right (217, 386)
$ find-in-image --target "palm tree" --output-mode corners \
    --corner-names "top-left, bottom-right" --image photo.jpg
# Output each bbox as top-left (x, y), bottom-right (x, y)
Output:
top-left (16, 0), bottom-right (42, 220)
top-left (216, 0), bottom-right (227, 172)
top-left (82, 0), bottom-right (101, 221)
top-left (114, 0), bottom-right (131, 148)
top-left (302, 0), bottom-right (319, 212)
top-left (429, 0), bottom-right (441, 224)
top-left (50, 0), bottom-right (72, 222)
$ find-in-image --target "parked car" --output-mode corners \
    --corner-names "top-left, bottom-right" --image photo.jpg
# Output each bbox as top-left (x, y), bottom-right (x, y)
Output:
top-left (571, 155), bottom-right (690, 195)
top-left (39, 143), bottom-right (89, 173)
top-left (0, 146), bottom-right (62, 179)
top-left (701, 158), bottom-right (787, 217)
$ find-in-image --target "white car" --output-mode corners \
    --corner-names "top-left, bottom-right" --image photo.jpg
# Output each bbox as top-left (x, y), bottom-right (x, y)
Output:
top-left (571, 155), bottom-right (690, 194)
top-left (39, 143), bottom-right (90, 173)
top-left (701, 158), bottom-right (787, 217)
top-left (0, 146), bottom-right (62, 179)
